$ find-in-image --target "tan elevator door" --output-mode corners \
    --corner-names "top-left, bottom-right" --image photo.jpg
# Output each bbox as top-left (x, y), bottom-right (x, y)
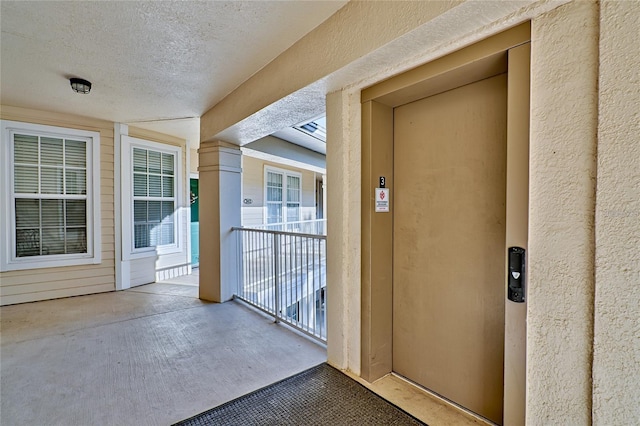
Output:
top-left (393, 74), bottom-right (507, 424)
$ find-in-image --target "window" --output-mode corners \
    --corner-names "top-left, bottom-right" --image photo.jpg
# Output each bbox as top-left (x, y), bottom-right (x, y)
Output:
top-left (121, 136), bottom-right (181, 258)
top-left (132, 147), bottom-right (175, 249)
top-left (1, 121), bottom-right (101, 271)
top-left (265, 168), bottom-right (301, 224)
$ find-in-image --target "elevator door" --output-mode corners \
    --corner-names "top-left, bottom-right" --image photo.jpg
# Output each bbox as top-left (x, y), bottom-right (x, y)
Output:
top-left (393, 74), bottom-right (507, 424)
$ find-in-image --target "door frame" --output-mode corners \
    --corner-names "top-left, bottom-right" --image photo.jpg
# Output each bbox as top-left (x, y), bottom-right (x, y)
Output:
top-left (360, 22), bottom-right (530, 424)
top-left (190, 173), bottom-right (200, 268)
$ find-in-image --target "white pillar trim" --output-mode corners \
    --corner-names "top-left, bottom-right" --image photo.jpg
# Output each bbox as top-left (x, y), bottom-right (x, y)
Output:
top-left (114, 123), bottom-right (130, 290)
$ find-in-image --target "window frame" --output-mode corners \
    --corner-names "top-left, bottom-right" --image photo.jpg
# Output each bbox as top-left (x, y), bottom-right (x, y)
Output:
top-left (121, 136), bottom-right (182, 259)
top-left (0, 120), bottom-right (101, 271)
top-left (263, 166), bottom-right (302, 224)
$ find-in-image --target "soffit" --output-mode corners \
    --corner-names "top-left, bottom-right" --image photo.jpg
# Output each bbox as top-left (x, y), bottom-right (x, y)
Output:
top-left (0, 1), bottom-right (347, 144)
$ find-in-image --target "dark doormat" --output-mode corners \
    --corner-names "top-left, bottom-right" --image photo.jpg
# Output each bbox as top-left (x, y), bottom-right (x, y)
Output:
top-left (173, 363), bottom-right (426, 425)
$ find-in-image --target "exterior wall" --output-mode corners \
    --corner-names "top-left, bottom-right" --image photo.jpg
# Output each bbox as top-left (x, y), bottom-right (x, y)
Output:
top-left (202, 1), bottom-right (458, 142)
top-left (528, 2), bottom-right (599, 423)
top-left (0, 106), bottom-right (115, 305)
top-left (193, 0), bottom-right (639, 423)
top-left (326, 89), bottom-right (362, 374)
top-left (593, 2), bottom-right (640, 423)
top-left (126, 127), bottom-right (190, 283)
top-left (245, 136), bottom-right (326, 169)
top-left (241, 155), bottom-right (318, 227)
top-left (190, 148), bottom-right (198, 175)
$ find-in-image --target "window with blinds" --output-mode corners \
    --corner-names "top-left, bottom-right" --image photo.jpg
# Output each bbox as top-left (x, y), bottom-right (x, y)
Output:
top-left (266, 171), bottom-right (283, 224)
top-left (13, 134), bottom-right (88, 257)
top-left (286, 174), bottom-right (301, 223)
top-left (265, 168), bottom-right (301, 224)
top-left (132, 147), bottom-right (176, 249)
top-left (1, 120), bottom-right (100, 271)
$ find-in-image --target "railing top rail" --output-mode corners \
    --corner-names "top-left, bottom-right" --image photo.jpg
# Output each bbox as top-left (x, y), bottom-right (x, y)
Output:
top-left (249, 218), bottom-right (326, 227)
top-left (231, 226), bottom-right (327, 240)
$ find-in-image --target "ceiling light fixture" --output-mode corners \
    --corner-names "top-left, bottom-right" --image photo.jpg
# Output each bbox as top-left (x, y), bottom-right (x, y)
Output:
top-left (70, 78), bottom-right (92, 94)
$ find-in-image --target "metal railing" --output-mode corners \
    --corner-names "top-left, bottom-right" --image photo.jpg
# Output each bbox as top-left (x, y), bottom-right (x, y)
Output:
top-left (247, 219), bottom-right (326, 235)
top-left (232, 227), bottom-right (327, 342)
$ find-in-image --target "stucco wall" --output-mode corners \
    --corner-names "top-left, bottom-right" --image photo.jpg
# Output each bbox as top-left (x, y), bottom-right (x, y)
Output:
top-left (528, 1), bottom-right (599, 423)
top-left (326, 89), bottom-right (362, 373)
top-left (201, 1), bottom-right (561, 146)
top-left (201, 0), bottom-right (462, 144)
top-left (198, 0), bottom-right (639, 422)
top-left (593, 1), bottom-right (640, 423)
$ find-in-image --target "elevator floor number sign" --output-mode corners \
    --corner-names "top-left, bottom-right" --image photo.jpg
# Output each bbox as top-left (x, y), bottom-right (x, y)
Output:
top-left (375, 188), bottom-right (390, 212)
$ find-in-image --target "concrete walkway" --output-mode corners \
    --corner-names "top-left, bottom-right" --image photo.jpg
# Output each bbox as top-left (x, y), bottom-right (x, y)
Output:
top-left (0, 278), bottom-right (326, 426)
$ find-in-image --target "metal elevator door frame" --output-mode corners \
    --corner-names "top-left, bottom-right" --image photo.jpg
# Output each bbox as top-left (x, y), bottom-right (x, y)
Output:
top-left (360, 23), bottom-right (530, 426)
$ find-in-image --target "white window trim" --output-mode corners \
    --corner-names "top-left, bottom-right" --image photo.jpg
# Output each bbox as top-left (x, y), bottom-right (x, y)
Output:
top-left (263, 166), bottom-right (302, 224)
top-left (121, 135), bottom-right (182, 260)
top-left (0, 120), bottom-right (101, 271)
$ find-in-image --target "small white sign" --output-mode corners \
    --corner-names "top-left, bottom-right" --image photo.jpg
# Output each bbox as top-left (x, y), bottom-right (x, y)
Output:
top-left (375, 188), bottom-right (390, 212)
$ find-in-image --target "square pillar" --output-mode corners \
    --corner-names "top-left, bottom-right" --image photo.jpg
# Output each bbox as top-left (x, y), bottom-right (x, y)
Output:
top-left (198, 140), bottom-right (242, 302)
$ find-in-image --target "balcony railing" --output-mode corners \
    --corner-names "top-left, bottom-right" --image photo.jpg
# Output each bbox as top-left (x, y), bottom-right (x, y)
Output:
top-left (247, 219), bottom-right (326, 236)
top-left (232, 226), bottom-right (327, 342)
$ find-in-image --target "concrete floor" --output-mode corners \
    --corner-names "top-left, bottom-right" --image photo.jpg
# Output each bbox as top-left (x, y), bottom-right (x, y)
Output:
top-left (0, 275), bottom-right (326, 426)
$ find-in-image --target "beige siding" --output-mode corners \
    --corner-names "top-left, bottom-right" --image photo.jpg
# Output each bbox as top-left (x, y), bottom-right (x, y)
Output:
top-left (190, 148), bottom-right (199, 175)
top-left (0, 106), bottom-right (115, 305)
top-left (241, 155), bottom-right (318, 226)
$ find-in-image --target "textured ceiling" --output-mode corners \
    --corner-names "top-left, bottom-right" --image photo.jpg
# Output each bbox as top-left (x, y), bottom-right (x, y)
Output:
top-left (0, 1), bottom-right (346, 143)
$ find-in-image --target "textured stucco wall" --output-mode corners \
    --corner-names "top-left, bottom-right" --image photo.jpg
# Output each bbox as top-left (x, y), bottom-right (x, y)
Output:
top-left (593, 1), bottom-right (640, 423)
top-left (528, 1), bottom-right (599, 423)
top-left (326, 89), bottom-right (362, 374)
top-left (202, 1), bottom-right (566, 145)
top-left (201, 0), bottom-right (462, 142)
top-left (199, 0), bottom-right (639, 422)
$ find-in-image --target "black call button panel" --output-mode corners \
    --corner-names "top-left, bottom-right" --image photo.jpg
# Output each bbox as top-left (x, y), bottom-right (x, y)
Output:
top-left (508, 247), bottom-right (526, 303)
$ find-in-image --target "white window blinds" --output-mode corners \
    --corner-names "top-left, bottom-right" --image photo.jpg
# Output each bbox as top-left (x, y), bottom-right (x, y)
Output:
top-left (13, 133), bottom-right (88, 257)
top-left (132, 147), bottom-right (176, 249)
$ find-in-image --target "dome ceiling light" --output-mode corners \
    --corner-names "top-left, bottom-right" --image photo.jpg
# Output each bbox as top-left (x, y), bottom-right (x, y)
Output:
top-left (70, 78), bottom-right (92, 94)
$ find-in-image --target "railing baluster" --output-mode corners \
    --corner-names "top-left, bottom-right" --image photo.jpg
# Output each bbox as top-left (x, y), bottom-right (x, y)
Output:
top-left (319, 238), bottom-right (323, 340)
top-left (231, 225), bottom-right (326, 343)
top-left (273, 232), bottom-right (280, 323)
top-left (297, 235), bottom-right (300, 330)
top-left (304, 240), bottom-right (315, 334)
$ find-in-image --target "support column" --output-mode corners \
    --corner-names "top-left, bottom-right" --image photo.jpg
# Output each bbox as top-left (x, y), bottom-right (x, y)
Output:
top-left (528, 1), bottom-right (598, 423)
top-left (198, 140), bottom-right (242, 302)
top-left (594, 2), bottom-right (640, 423)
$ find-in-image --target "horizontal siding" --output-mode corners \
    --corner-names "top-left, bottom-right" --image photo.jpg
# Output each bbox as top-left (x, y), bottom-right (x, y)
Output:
top-left (1, 274), bottom-right (115, 297)
top-left (242, 156), bottom-right (316, 216)
top-left (242, 206), bottom-right (264, 227)
top-left (190, 148), bottom-right (199, 174)
top-left (128, 127), bottom-right (184, 147)
top-left (0, 106), bottom-right (116, 305)
top-left (302, 172), bottom-right (316, 206)
top-left (101, 250), bottom-right (115, 261)
top-left (242, 156), bottom-right (265, 207)
top-left (1, 263), bottom-right (115, 285)
top-left (0, 284), bottom-right (113, 306)
top-left (0, 259), bottom-right (115, 279)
